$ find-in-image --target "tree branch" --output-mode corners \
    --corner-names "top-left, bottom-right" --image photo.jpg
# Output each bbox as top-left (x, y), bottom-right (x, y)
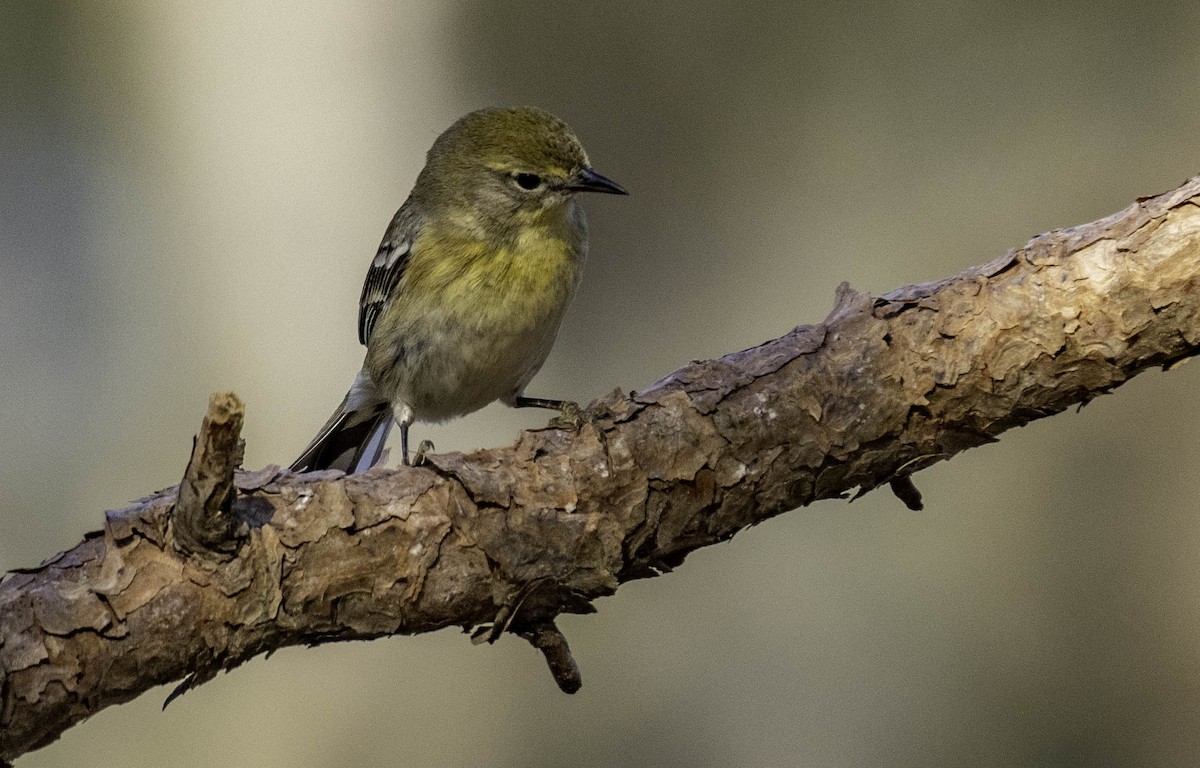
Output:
top-left (4, 176), bottom-right (1200, 762)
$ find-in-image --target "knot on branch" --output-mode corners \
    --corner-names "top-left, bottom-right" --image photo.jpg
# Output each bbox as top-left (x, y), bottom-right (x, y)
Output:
top-left (515, 621), bottom-right (582, 694)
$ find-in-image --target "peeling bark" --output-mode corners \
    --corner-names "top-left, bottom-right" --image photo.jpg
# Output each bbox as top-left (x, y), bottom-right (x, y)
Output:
top-left (4, 176), bottom-right (1200, 762)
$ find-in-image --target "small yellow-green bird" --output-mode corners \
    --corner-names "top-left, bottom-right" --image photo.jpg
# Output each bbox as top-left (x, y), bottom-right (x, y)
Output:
top-left (291, 106), bottom-right (626, 473)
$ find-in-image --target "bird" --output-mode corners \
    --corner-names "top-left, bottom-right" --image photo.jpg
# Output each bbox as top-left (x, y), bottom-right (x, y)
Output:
top-left (290, 106), bottom-right (627, 473)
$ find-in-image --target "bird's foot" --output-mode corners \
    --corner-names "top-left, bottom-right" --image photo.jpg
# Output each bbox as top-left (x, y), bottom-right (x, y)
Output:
top-left (406, 439), bottom-right (435, 466)
top-left (550, 401), bottom-right (589, 429)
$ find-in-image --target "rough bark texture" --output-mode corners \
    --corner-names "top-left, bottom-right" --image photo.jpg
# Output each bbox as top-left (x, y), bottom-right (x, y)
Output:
top-left (4, 176), bottom-right (1200, 762)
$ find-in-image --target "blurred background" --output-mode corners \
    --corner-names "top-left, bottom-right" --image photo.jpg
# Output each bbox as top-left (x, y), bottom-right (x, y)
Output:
top-left (4, 1), bottom-right (1200, 765)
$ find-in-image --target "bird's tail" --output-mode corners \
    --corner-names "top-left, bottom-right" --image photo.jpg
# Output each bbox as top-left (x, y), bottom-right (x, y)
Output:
top-left (290, 370), bottom-right (393, 473)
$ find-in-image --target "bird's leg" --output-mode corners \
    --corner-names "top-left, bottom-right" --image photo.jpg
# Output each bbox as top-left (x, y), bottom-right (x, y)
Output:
top-left (513, 395), bottom-right (586, 428)
top-left (391, 405), bottom-right (424, 465)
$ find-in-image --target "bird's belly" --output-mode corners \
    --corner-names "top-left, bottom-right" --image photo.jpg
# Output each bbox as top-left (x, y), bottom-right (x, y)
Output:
top-left (403, 315), bottom-right (560, 420)
top-left (367, 270), bottom-right (575, 422)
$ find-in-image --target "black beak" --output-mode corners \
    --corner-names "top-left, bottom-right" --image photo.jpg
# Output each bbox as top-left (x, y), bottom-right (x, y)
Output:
top-left (569, 166), bottom-right (628, 195)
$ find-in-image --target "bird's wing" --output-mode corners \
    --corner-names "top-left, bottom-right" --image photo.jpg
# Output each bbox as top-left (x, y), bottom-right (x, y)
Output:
top-left (358, 200), bottom-right (421, 346)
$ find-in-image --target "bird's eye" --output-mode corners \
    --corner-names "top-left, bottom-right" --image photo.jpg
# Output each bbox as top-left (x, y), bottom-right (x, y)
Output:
top-left (514, 172), bottom-right (542, 190)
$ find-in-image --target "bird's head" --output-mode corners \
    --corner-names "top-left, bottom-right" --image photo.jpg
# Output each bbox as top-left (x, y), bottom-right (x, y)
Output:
top-left (415, 106), bottom-right (626, 233)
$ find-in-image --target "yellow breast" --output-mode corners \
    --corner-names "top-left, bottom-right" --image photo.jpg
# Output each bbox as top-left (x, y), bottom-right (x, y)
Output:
top-left (403, 203), bottom-right (585, 327)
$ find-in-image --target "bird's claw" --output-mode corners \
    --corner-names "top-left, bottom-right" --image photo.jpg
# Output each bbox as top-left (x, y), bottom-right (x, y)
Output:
top-left (406, 439), bottom-right (435, 466)
top-left (550, 401), bottom-right (589, 429)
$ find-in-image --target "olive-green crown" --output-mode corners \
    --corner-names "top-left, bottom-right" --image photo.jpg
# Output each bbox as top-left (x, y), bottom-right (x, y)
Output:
top-left (413, 107), bottom-right (590, 207)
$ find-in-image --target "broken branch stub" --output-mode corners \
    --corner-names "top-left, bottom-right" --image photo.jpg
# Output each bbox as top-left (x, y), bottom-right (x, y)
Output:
top-left (171, 391), bottom-right (247, 557)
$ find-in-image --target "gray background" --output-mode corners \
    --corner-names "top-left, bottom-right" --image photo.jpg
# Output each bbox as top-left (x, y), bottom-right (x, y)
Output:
top-left (3, 2), bottom-right (1200, 766)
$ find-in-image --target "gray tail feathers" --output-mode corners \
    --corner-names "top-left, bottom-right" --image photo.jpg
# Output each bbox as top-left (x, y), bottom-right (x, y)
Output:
top-left (290, 371), bottom-right (394, 473)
